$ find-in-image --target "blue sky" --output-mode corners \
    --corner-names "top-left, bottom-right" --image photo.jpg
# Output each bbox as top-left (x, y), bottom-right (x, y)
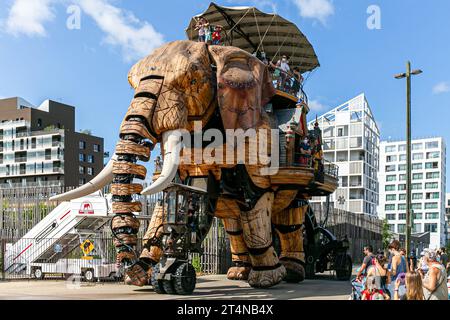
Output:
top-left (0, 0), bottom-right (449, 188)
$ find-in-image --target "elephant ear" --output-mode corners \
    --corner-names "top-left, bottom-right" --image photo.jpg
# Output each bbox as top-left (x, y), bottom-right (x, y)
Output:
top-left (208, 45), bottom-right (276, 130)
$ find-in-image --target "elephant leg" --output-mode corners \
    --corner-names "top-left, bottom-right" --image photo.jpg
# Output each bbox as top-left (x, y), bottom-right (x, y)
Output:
top-left (272, 203), bottom-right (307, 283)
top-left (223, 218), bottom-right (251, 281)
top-left (111, 116), bottom-right (154, 287)
top-left (240, 192), bottom-right (286, 288)
top-left (140, 202), bottom-right (165, 271)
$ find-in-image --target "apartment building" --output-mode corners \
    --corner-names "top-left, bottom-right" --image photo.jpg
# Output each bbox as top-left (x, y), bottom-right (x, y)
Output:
top-left (378, 138), bottom-right (447, 249)
top-left (0, 97), bottom-right (104, 187)
top-left (446, 193), bottom-right (450, 245)
top-left (308, 93), bottom-right (380, 215)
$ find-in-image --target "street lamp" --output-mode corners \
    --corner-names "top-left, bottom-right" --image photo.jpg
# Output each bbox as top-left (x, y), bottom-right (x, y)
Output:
top-left (394, 61), bottom-right (422, 258)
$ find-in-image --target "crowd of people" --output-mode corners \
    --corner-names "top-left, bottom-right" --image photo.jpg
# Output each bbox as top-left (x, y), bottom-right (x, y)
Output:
top-left (194, 16), bottom-right (305, 99)
top-left (354, 240), bottom-right (449, 300)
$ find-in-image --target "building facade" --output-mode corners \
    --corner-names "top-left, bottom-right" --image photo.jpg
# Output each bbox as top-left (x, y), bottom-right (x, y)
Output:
top-left (0, 97), bottom-right (104, 187)
top-left (308, 93), bottom-right (380, 215)
top-left (446, 193), bottom-right (450, 246)
top-left (378, 138), bottom-right (447, 249)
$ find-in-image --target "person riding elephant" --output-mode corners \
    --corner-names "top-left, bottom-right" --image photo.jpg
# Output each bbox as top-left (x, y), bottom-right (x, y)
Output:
top-left (50, 40), bottom-right (309, 289)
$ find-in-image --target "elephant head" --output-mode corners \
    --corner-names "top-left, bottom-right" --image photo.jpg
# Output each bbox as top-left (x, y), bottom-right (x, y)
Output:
top-left (50, 40), bottom-right (275, 201)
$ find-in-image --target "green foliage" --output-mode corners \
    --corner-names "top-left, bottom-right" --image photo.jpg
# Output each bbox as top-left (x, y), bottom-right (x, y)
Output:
top-left (382, 218), bottom-right (393, 250)
top-left (80, 129), bottom-right (92, 135)
top-left (191, 255), bottom-right (202, 273)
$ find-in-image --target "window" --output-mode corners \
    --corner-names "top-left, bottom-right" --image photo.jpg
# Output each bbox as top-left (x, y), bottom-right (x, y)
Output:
top-left (87, 155), bottom-right (94, 163)
top-left (398, 184), bottom-right (406, 191)
top-left (385, 185), bottom-right (396, 191)
top-left (337, 127), bottom-right (345, 137)
top-left (87, 167), bottom-right (94, 175)
top-left (398, 213), bottom-right (406, 220)
top-left (425, 192), bottom-right (439, 200)
top-left (79, 141), bottom-right (86, 150)
top-left (386, 175), bottom-right (396, 182)
top-left (388, 224), bottom-right (395, 232)
top-left (413, 224), bottom-right (422, 233)
top-left (398, 224), bottom-right (406, 233)
top-left (79, 166), bottom-right (85, 174)
top-left (385, 165), bottom-right (396, 172)
top-left (424, 223), bottom-right (438, 233)
top-left (398, 204), bottom-right (406, 211)
top-left (398, 164), bottom-right (406, 171)
top-left (412, 193), bottom-right (423, 200)
top-left (399, 174), bottom-right (406, 181)
top-left (412, 143), bottom-right (423, 150)
top-left (412, 173), bottom-right (423, 180)
top-left (425, 213), bottom-right (439, 220)
top-left (399, 154), bottom-right (407, 161)
top-left (425, 162), bottom-right (438, 169)
top-left (386, 214), bottom-right (396, 220)
top-left (385, 204), bottom-right (396, 211)
top-left (414, 213), bottom-right (423, 219)
top-left (386, 194), bottom-right (396, 201)
top-left (79, 153), bottom-right (85, 162)
top-left (411, 183), bottom-right (422, 190)
top-left (412, 163), bottom-right (422, 170)
top-left (385, 145), bottom-right (396, 152)
top-left (426, 172), bottom-right (439, 179)
top-left (425, 141), bottom-right (439, 149)
top-left (386, 155), bottom-right (397, 162)
top-left (93, 144), bottom-right (100, 152)
top-left (79, 178), bottom-right (86, 186)
top-left (412, 203), bottom-right (422, 210)
top-left (399, 194), bottom-right (406, 201)
top-left (424, 203), bottom-right (438, 209)
top-left (425, 182), bottom-right (438, 189)
top-left (412, 153), bottom-right (423, 160)
top-left (398, 144), bottom-right (406, 151)
top-left (426, 152), bottom-right (439, 159)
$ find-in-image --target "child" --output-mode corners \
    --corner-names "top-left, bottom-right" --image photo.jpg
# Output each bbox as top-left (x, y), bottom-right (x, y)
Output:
top-left (212, 25), bottom-right (222, 45)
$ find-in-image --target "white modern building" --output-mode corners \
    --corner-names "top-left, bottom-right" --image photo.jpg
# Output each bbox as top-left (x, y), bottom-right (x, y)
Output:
top-left (378, 138), bottom-right (447, 249)
top-left (308, 93), bottom-right (380, 215)
top-left (445, 193), bottom-right (450, 245)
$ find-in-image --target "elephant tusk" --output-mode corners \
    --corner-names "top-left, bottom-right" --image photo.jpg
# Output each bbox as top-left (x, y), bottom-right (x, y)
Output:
top-left (49, 154), bottom-right (117, 201)
top-left (140, 130), bottom-right (182, 196)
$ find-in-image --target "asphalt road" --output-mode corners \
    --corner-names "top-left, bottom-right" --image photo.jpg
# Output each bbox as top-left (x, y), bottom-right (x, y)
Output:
top-left (0, 273), bottom-right (352, 300)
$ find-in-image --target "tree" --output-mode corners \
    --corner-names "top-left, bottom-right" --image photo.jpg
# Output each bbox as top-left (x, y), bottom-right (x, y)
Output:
top-left (382, 219), bottom-right (393, 250)
top-left (80, 129), bottom-right (92, 135)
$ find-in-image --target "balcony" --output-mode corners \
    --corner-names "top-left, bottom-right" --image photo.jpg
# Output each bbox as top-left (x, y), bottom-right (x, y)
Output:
top-left (271, 68), bottom-right (309, 105)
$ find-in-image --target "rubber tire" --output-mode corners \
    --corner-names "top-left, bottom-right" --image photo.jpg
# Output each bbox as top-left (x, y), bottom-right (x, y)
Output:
top-left (162, 279), bottom-right (176, 294)
top-left (34, 268), bottom-right (44, 280)
top-left (173, 263), bottom-right (196, 295)
top-left (150, 264), bottom-right (166, 294)
top-left (84, 269), bottom-right (95, 282)
top-left (336, 254), bottom-right (352, 281)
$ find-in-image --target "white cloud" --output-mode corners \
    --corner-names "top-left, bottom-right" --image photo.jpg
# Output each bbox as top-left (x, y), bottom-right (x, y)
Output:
top-left (292, 0), bottom-right (334, 25)
top-left (432, 82), bottom-right (450, 95)
top-left (225, 0), bottom-right (278, 12)
top-left (5, 0), bottom-right (55, 36)
top-left (77, 0), bottom-right (164, 62)
top-left (308, 99), bottom-right (327, 112)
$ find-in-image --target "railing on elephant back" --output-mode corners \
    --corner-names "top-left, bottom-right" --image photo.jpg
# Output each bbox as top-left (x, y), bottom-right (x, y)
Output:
top-left (271, 67), bottom-right (308, 105)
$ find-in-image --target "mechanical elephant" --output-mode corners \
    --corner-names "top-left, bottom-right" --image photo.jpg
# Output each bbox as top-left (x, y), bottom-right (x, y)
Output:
top-left (51, 40), bottom-right (307, 289)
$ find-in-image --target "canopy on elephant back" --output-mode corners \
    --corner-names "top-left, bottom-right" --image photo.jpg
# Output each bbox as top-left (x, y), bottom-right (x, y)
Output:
top-left (185, 2), bottom-right (320, 74)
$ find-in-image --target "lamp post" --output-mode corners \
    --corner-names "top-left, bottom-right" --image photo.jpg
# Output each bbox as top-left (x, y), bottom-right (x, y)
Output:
top-left (394, 61), bottom-right (422, 257)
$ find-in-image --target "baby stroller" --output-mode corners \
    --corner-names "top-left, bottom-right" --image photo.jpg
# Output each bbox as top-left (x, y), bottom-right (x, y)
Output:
top-left (350, 277), bottom-right (365, 300)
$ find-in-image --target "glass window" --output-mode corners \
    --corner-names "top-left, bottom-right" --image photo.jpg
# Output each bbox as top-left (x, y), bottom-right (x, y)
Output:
top-left (87, 167), bottom-right (94, 176)
top-left (424, 223), bottom-right (438, 232)
top-left (398, 164), bottom-right (406, 171)
top-left (412, 193), bottom-right (423, 200)
top-left (412, 203), bottom-right (422, 210)
top-left (385, 204), bottom-right (396, 211)
top-left (79, 141), bottom-right (86, 150)
top-left (426, 172), bottom-right (439, 179)
top-left (399, 154), bottom-right (406, 161)
top-left (93, 144), bottom-right (100, 152)
top-left (425, 162), bottom-right (438, 169)
top-left (398, 204), bottom-right (406, 211)
top-left (386, 165), bottom-right (396, 172)
top-left (386, 214), bottom-right (396, 220)
top-left (411, 183), bottom-right (422, 190)
top-left (398, 144), bottom-right (406, 151)
top-left (412, 173), bottom-right (423, 180)
top-left (79, 166), bottom-right (85, 174)
top-left (399, 174), bottom-right (406, 181)
top-left (398, 184), bottom-right (406, 191)
top-left (414, 213), bottom-right (423, 219)
top-left (413, 223), bottom-right (422, 233)
top-left (425, 141), bottom-right (439, 149)
top-left (425, 182), bottom-right (438, 189)
top-left (87, 155), bottom-right (94, 163)
top-left (412, 163), bottom-right (422, 170)
top-left (426, 151), bottom-right (440, 159)
top-left (399, 194), bottom-right (406, 201)
top-left (425, 192), bottom-right (440, 199)
top-left (398, 224), bottom-right (406, 233)
top-left (385, 145), bottom-right (396, 152)
top-left (79, 178), bottom-right (86, 186)
top-left (79, 153), bottom-right (85, 162)
top-left (424, 202), bottom-right (438, 209)
top-left (398, 213), bottom-right (406, 220)
top-left (412, 153), bottom-right (423, 160)
top-left (385, 185), bottom-right (396, 191)
top-left (386, 155), bottom-right (397, 162)
top-left (386, 194), bottom-right (396, 201)
top-left (425, 213), bottom-right (439, 220)
top-left (412, 143), bottom-right (423, 150)
top-left (386, 175), bottom-right (396, 182)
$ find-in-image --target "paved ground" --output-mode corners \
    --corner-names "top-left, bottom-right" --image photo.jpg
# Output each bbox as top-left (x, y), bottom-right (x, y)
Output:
top-left (0, 273), bottom-right (352, 300)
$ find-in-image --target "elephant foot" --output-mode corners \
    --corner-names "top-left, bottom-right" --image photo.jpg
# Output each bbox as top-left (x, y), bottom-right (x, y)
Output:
top-left (124, 263), bottom-right (149, 287)
top-left (227, 264), bottom-right (251, 281)
top-left (247, 264), bottom-right (286, 288)
top-left (280, 258), bottom-right (305, 283)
